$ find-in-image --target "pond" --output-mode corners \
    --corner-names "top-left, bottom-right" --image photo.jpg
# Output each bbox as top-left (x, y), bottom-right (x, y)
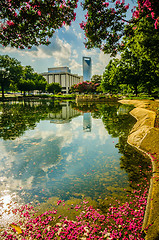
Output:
top-left (0, 100), bottom-right (151, 225)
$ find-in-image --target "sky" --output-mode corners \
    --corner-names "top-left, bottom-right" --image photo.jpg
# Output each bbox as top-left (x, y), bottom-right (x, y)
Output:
top-left (0, 0), bottom-right (134, 77)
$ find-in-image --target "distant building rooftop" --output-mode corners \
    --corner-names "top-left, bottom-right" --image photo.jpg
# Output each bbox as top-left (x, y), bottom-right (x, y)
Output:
top-left (48, 67), bottom-right (71, 74)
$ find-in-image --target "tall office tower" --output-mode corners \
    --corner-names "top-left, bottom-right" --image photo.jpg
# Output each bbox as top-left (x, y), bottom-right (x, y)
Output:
top-left (83, 57), bottom-right (92, 82)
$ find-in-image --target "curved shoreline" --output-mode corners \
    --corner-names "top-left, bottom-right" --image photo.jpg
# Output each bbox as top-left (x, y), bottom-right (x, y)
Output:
top-left (119, 100), bottom-right (159, 240)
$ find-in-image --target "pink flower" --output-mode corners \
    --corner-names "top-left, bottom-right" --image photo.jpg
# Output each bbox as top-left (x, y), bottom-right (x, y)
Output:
top-left (125, 4), bottom-right (129, 10)
top-left (154, 19), bottom-right (158, 29)
top-left (103, 2), bottom-right (109, 7)
top-left (143, 0), bottom-right (151, 8)
top-left (115, 0), bottom-right (120, 5)
top-left (6, 20), bottom-right (14, 26)
top-left (133, 10), bottom-right (140, 18)
top-left (37, 10), bottom-right (41, 16)
top-left (151, 11), bottom-right (155, 19)
top-left (57, 200), bottom-right (62, 205)
top-left (36, 233), bottom-right (42, 238)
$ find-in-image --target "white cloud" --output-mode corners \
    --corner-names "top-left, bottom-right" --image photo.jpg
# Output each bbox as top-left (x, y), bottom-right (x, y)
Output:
top-left (72, 49), bottom-right (78, 58)
top-left (0, 35), bottom-right (72, 65)
top-left (70, 59), bottom-right (82, 73)
top-left (92, 51), bottom-right (121, 75)
top-left (64, 25), bottom-right (70, 31)
top-left (82, 49), bottom-right (98, 57)
top-left (72, 28), bottom-right (83, 39)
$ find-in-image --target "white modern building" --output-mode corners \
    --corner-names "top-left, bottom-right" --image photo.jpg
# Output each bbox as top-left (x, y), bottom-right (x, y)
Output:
top-left (41, 67), bottom-right (83, 94)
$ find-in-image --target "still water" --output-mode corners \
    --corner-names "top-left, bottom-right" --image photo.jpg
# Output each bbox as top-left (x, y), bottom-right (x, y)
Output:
top-left (0, 101), bottom-right (150, 215)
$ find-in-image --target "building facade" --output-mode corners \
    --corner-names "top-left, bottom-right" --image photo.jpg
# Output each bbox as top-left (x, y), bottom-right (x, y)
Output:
top-left (41, 67), bottom-right (83, 94)
top-left (83, 57), bottom-right (92, 82)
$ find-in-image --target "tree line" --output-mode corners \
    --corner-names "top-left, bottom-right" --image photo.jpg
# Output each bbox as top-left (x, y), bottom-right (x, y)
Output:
top-left (1, 0), bottom-right (159, 97)
top-left (0, 55), bottom-right (62, 98)
top-left (71, 15), bottom-right (159, 97)
top-left (0, 0), bottom-right (158, 51)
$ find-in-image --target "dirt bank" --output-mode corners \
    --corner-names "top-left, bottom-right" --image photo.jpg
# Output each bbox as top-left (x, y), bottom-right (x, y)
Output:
top-left (119, 99), bottom-right (159, 240)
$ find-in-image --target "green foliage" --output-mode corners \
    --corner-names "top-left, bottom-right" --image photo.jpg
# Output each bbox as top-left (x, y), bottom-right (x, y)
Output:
top-left (0, 0), bottom-right (78, 48)
top-left (0, 55), bottom-right (23, 98)
top-left (0, 56), bottom-right (47, 97)
top-left (53, 94), bottom-right (76, 99)
top-left (33, 73), bottom-right (47, 92)
top-left (17, 66), bottom-right (47, 95)
top-left (102, 16), bottom-right (159, 96)
top-left (17, 65), bottom-right (35, 95)
top-left (0, 101), bottom-right (62, 140)
top-left (102, 59), bottom-right (121, 94)
top-left (18, 78), bottom-right (35, 94)
top-left (81, 0), bottom-right (159, 55)
top-left (0, 0), bottom-right (158, 53)
top-left (91, 75), bottom-right (102, 84)
top-left (46, 82), bottom-right (62, 94)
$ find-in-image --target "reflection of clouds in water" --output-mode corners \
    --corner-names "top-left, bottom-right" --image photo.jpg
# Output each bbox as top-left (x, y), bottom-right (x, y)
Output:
top-left (78, 146), bottom-right (84, 154)
top-left (55, 121), bottom-right (81, 148)
top-left (0, 135), bottom-right (61, 192)
top-left (0, 114), bottom-right (111, 199)
top-left (0, 176), bottom-right (34, 191)
top-left (71, 117), bottom-right (82, 130)
top-left (95, 120), bottom-right (109, 144)
top-left (66, 153), bottom-right (73, 162)
top-left (56, 125), bottom-right (73, 147)
top-left (0, 143), bottom-right (16, 171)
top-left (83, 132), bottom-right (96, 139)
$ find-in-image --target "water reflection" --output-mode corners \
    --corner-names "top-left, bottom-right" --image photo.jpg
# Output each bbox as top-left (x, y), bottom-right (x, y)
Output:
top-left (0, 101), bottom-right (151, 212)
top-left (83, 113), bottom-right (92, 132)
top-left (0, 191), bottom-right (22, 227)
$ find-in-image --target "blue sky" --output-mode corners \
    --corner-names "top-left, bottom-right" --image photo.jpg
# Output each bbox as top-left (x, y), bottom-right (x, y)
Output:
top-left (0, 0), bottom-right (135, 77)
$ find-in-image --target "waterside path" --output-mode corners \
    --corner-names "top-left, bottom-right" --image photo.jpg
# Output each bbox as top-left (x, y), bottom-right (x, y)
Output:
top-left (119, 99), bottom-right (159, 240)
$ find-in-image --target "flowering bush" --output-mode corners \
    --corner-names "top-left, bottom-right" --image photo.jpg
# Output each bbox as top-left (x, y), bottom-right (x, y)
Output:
top-left (70, 81), bottom-right (100, 94)
top-left (0, 0), bottom-right (78, 48)
top-left (1, 0), bottom-right (158, 51)
top-left (81, 0), bottom-right (159, 55)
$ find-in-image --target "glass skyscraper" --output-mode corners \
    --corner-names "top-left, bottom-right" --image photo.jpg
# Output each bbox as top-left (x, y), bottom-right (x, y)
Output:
top-left (83, 57), bottom-right (92, 82)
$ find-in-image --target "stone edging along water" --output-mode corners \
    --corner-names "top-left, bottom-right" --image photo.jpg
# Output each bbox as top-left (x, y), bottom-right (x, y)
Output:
top-left (119, 100), bottom-right (159, 240)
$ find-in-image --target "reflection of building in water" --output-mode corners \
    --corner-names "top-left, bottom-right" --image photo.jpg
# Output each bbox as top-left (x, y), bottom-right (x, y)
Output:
top-left (47, 102), bottom-right (81, 124)
top-left (83, 112), bottom-right (92, 132)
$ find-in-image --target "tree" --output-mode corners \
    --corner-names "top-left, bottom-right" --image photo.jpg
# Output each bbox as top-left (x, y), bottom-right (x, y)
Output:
top-left (46, 82), bottom-right (62, 94)
top-left (123, 17), bottom-right (159, 72)
top-left (0, 0), bottom-right (78, 49)
top-left (81, 0), bottom-right (159, 55)
top-left (102, 59), bottom-right (120, 94)
top-left (33, 73), bottom-right (47, 92)
top-left (18, 79), bottom-right (35, 95)
top-left (102, 48), bottom-right (159, 96)
top-left (101, 14), bottom-right (159, 96)
top-left (91, 75), bottom-right (102, 84)
top-left (121, 16), bottom-right (159, 95)
top-left (1, 0), bottom-right (158, 52)
top-left (0, 55), bottom-right (23, 98)
top-left (17, 65), bottom-right (35, 96)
